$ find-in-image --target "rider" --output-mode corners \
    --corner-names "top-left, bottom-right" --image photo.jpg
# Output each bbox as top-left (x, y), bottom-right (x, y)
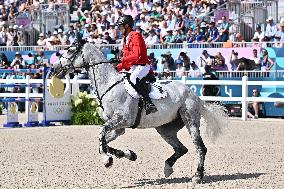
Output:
top-left (115, 15), bottom-right (158, 115)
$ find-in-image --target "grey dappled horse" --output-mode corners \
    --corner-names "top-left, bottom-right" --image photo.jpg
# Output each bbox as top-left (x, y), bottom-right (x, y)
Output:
top-left (52, 40), bottom-right (228, 183)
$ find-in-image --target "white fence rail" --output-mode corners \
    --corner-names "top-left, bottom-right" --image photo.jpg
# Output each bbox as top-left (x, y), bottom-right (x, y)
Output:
top-left (1, 76), bottom-right (284, 121)
top-left (0, 42), bottom-right (281, 52)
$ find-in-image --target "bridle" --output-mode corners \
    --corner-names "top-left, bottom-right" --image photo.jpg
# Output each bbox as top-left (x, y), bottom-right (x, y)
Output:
top-left (58, 40), bottom-right (124, 111)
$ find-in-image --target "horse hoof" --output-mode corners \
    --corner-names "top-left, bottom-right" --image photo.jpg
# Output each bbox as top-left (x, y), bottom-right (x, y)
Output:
top-left (164, 163), bottom-right (174, 178)
top-left (192, 172), bottom-right (203, 184)
top-left (128, 150), bottom-right (137, 161)
top-left (104, 155), bottom-right (113, 168)
top-left (192, 175), bottom-right (202, 184)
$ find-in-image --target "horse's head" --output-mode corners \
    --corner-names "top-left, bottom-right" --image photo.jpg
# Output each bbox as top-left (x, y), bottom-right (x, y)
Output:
top-left (52, 39), bottom-right (87, 78)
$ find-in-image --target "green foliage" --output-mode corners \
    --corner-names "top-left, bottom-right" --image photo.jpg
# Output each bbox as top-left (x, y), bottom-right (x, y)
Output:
top-left (71, 92), bottom-right (104, 125)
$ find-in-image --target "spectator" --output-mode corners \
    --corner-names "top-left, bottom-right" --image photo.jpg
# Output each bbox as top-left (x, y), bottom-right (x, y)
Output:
top-left (161, 69), bottom-right (173, 80)
top-left (189, 61), bottom-right (201, 76)
top-left (104, 32), bottom-right (115, 44)
top-left (6, 26), bottom-right (14, 46)
top-left (235, 33), bottom-right (245, 42)
top-left (35, 50), bottom-right (48, 68)
top-left (247, 89), bottom-right (260, 119)
top-left (138, 14), bottom-right (149, 31)
top-left (123, 3), bottom-right (138, 19)
top-left (173, 29), bottom-right (185, 43)
top-left (250, 49), bottom-right (260, 70)
top-left (68, 30), bottom-right (76, 44)
top-left (166, 14), bottom-right (175, 31)
top-left (148, 52), bottom-right (158, 71)
top-left (18, 0), bottom-right (28, 12)
top-left (187, 2), bottom-right (197, 18)
top-left (162, 29), bottom-right (175, 43)
top-left (273, 35), bottom-right (283, 48)
top-left (108, 23), bottom-right (117, 40)
top-left (196, 50), bottom-right (212, 68)
top-left (277, 23), bottom-right (284, 42)
top-left (253, 24), bottom-right (265, 42)
top-left (175, 59), bottom-right (185, 78)
top-left (195, 26), bottom-right (206, 43)
top-left (229, 50), bottom-right (238, 71)
top-left (82, 24), bottom-right (91, 39)
top-left (10, 52), bottom-right (26, 69)
top-left (213, 52), bottom-right (227, 71)
top-left (260, 48), bottom-right (274, 71)
top-left (57, 28), bottom-right (64, 43)
top-left (202, 65), bottom-right (219, 96)
top-left (145, 29), bottom-right (159, 46)
top-left (186, 28), bottom-right (195, 43)
top-left (207, 21), bottom-right (219, 42)
top-left (0, 27), bottom-right (6, 46)
top-left (265, 16), bottom-right (278, 41)
top-left (1, 7), bottom-right (8, 22)
top-left (83, 10), bottom-right (92, 24)
top-left (219, 16), bottom-right (229, 42)
top-left (102, 13), bottom-right (111, 30)
top-left (175, 15), bottom-right (184, 31)
top-left (37, 33), bottom-right (46, 46)
top-left (159, 21), bottom-right (168, 41)
top-left (0, 53), bottom-right (9, 68)
top-left (179, 52), bottom-right (191, 71)
top-left (161, 51), bottom-right (175, 71)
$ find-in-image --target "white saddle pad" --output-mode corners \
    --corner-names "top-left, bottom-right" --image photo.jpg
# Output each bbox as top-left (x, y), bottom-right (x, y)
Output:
top-left (124, 79), bottom-right (167, 100)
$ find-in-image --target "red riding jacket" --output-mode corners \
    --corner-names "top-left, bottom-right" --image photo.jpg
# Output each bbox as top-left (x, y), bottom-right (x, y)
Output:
top-left (116, 31), bottom-right (150, 72)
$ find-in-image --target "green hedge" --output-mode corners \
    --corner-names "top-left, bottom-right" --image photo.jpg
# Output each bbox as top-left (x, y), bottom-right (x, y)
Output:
top-left (71, 92), bottom-right (104, 125)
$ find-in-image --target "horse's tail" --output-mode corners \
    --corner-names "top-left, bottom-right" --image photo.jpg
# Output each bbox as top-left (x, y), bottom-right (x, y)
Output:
top-left (201, 102), bottom-right (229, 142)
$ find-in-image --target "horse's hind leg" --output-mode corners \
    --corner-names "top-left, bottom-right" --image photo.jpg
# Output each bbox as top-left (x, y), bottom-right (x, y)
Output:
top-left (156, 116), bottom-right (188, 178)
top-left (179, 107), bottom-right (207, 183)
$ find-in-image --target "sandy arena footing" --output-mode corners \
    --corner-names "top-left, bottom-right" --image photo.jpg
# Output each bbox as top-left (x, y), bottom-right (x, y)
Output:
top-left (0, 117), bottom-right (283, 189)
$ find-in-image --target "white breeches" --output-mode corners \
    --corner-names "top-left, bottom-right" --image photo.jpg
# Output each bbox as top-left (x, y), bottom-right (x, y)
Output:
top-left (129, 64), bottom-right (150, 85)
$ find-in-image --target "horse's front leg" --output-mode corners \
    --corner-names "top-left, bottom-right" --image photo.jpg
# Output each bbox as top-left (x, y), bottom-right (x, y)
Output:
top-left (98, 113), bottom-right (136, 167)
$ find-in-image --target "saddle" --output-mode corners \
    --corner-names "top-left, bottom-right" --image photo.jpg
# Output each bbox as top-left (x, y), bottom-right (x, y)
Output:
top-left (123, 73), bottom-right (167, 100)
top-left (123, 73), bottom-right (167, 129)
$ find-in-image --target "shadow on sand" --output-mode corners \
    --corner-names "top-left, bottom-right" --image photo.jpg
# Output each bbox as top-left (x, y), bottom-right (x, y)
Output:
top-left (122, 173), bottom-right (264, 188)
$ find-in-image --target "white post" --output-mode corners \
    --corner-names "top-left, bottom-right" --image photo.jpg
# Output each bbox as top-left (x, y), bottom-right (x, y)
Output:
top-left (25, 75), bottom-right (30, 120)
top-left (242, 76), bottom-right (248, 121)
top-left (71, 75), bottom-right (80, 96)
top-left (181, 75), bottom-right (186, 85)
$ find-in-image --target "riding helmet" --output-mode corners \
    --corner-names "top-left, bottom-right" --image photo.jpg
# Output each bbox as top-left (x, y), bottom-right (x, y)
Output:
top-left (115, 15), bottom-right (134, 28)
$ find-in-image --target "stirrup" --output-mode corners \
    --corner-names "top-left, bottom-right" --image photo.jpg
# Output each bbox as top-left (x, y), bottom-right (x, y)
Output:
top-left (145, 102), bottom-right (158, 115)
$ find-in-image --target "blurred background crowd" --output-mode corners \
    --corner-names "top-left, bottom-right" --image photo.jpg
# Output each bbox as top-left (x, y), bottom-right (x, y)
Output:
top-left (0, 0), bottom-right (282, 76)
top-left (0, 0), bottom-right (283, 47)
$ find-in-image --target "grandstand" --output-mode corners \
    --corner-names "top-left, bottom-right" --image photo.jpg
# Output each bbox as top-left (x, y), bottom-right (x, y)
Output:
top-left (1, 0), bottom-right (284, 118)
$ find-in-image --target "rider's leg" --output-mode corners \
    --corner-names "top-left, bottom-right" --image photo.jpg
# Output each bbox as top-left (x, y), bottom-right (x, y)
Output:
top-left (129, 65), bottom-right (157, 115)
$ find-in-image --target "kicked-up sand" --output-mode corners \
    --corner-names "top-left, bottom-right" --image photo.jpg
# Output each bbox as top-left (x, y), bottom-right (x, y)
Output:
top-left (0, 117), bottom-right (283, 189)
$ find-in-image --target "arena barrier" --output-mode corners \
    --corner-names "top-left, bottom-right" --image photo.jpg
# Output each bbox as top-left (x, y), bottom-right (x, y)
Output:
top-left (0, 68), bottom-right (71, 127)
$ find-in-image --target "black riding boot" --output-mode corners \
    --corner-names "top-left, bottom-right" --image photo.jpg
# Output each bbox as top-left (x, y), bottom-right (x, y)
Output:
top-left (135, 79), bottom-right (158, 115)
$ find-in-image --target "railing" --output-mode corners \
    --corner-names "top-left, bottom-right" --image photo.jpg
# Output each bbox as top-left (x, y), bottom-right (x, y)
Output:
top-left (156, 70), bottom-right (284, 79)
top-left (0, 42), bottom-right (281, 52)
top-left (1, 75), bottom-right (284, 121)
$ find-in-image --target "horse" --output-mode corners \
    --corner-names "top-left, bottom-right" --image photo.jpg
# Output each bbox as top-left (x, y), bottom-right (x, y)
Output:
top-left (52, 39), bottom-right (228, 183)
